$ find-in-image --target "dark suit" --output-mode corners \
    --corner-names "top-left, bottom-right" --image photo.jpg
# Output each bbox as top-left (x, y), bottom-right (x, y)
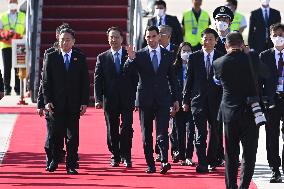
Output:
top-left (143, 15), bottom-right (183, 47)
top-left (248, 8), bottom-right (281, 54)
top-left (0, 70), bottom-right (4, 93)
top-left (213, 50), bottom-right (259, 189)
top-left (259, 48), bottom-right (283, 171)
top-left (43, 49), bottom-right (90, 168)
top-left (173, 63), bottom-right (195, 161)
top-left (215, 37), bottom-right (227, 55)
top-left (125, 46), bottom-right (178, 166)
top-left (94, 48), bottom-right (137, 162)
top-left (154, 44), bottom-right (179, 158)
top-left (183, 49), bottom-right (223, 167)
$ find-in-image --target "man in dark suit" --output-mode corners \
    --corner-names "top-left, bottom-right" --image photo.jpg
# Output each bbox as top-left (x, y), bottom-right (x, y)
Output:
top-left (94, 27), bottom-right (137, 168)
top-left (259, 23), bottom-right (284, 183)
top-left (213, 32), bottom-right (260, 189)
top-left (248, 0), bottom-right (281, 54)
top-left (37, 23), bottom-right (72, 171)
top-left (43, 28), bottom-right (90, 174)
top-left (126, 25), bottom-right (179, 174)
top-left (154, 24), bottom-right (179, 163)
top-left (143, 0), bottom-right (182, 47)
top-left (183, 28), bottom-right (223, 173)
top-left (0, 69), bottom-right (4, 100)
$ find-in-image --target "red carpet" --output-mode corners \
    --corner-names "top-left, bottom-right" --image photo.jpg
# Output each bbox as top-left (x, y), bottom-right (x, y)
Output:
top-left (0, 107), bottom-right (258, 189)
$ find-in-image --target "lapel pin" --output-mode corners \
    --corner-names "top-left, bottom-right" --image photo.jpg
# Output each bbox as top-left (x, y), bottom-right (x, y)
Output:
top-left (74, 57), bottom-right (78, 61)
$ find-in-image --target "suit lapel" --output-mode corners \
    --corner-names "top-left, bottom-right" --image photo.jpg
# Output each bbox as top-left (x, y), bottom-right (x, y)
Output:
top-left (106, 49), bottom-right (117, 75)
top-left (199, 50), bottom-right (207, 75)
top-left (257, 8), bottom-right (266, 26)
top-left (57, 50), bottom-right (66, 73)
top-left (157, 47), bottom-right (167, 74)
top-left (270, 48), bottom-right (278, 75)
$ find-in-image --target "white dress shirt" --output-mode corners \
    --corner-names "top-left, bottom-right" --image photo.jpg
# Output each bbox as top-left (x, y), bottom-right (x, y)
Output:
top-left (274, 47), bottom-right (284, 69)
top-left (203, 49), bottom-right (215, 67)
top-left (156, 15), bottom-right (166, 26)
top-left (111, 47), bottom-right (122, 64)
top-left (261, 6), bottom-right (270, 20)
top-left (162, 43), bottom-right (171, 51)
top-left (148, 45), bottom-right (161, 67)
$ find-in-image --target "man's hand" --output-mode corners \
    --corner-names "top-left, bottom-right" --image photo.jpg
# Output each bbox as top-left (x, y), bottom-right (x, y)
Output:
top-left (0, 92), bottom-right (4, 100)
top-left (37, 108), bottom-right (45, 117)
top-left (170, 107), bottom-right (176, 117)
top-left (95, 102), bottom-right (103, 109)
top-left (182, 104), bottom-right (189, 112)
top-left (126, 45), bottom-right (136, 60)
top-left (45, 103), bottom-right (54, 114)
top-left (172, 101), bottom-right (179, 112)
top-left (80, 105), bottom-right (87, 116)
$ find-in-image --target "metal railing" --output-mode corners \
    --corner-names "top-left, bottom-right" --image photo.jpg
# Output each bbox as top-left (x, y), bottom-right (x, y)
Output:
top-left (128, 0), bottom-right (143, 49)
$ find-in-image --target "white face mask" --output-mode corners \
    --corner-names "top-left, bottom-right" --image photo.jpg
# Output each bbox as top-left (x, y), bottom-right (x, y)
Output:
top-left (271, 36), bottom-right (284, 47)
top-left (261, 0), bottom-right (270, 6)
top-left (181, 52), bottom-right (191, 61)
top-left (8, 3), bottom-right (18, 11)
top-left (155, 9), bottom-right (165, 17)
top-left (216, 21), bottom-right (229, 31)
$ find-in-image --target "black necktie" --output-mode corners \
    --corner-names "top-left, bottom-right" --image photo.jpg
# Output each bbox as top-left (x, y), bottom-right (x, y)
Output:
top-left (278, 52), bottom-right (284, 77)
top-left (159, 17), bottom-right (163, 26)
top-left (206, 54), bottom-right (211, 79)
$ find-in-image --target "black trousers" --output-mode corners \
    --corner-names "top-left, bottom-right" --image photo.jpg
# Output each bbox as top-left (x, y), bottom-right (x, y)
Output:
top-left (224, 112), bottom-right (259, 189)
top-left (217, 122), bottom-right (225, 161)
top-left (139, 104), bottom-right (170, 166)
top-left (104, 107), bottom-right (134, 162)
top-left (154, 118), bottom-right (178, 157)
top-left (175, 109), bottom-right (195, 161)
top-left (1, 47), bottom-right (20, 92)
top-left (44, 112), bottom-right (65, 165)
top-left (51, 110), bottom-right (79, 169)
top-left (265, 96), bottom-right (284, 169)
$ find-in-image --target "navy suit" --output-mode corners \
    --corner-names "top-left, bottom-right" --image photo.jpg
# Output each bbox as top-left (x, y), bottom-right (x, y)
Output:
top-left (125, 46), bottom-right (178, 166)
top-left (183, 49), bottom-right (224, 167)
top-left (43, 49), bottom-right (90, 168)
top-left (94, 48), bottom-right (138, 162)
top-left (248, 8), bottom-right (281, 54)
top-left (259, 48), bottom-right (283, 171)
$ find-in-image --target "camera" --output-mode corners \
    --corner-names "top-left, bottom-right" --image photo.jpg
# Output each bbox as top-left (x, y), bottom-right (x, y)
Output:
top-left (247, 97), bottom-right (266, 127)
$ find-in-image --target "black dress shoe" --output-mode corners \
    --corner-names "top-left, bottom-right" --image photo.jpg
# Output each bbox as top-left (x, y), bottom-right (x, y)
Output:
top-left (67, 168), bottom-right (78, 175)
top-left (145, 166), bottom-right (156, 173)
top-left (270, 169), bottom-right (282, 183)
top-left (48, 161), bottom-right (58, 172)
top-left (196, 165), bottom-right (209, 173)
top-left (160, 163), bottom-right (171, 174)
top-left (216, 159), bottom-right (225, 167)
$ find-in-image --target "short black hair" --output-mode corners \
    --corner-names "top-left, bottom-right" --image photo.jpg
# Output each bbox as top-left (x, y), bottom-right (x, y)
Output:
top-left (226, 31), bottom-right (244, 47)
top-left (154, 0), bottom-right (166, 8)
top-left (146, 25), bottom-right (159, 34)
top-left (59, 28), bottom-right (75, 39)
top-left (226, 0), bottom-right (238, 7)
top-left (56, 23), bottom-right (71, 34)
top-left (201, 28), bottom-right (219, 39)
top-left (270, 23), bottom-right (284, 33)
top-left (106, 26), bottom-right (124, 37)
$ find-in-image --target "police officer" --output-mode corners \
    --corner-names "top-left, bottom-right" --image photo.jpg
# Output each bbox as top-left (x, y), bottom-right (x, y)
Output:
top-left (212, 6), bottom-right (235, 167)
top-left (0, 0), bottom-right (25, 95)
top-left (225, 0), bottom-right (247, 33)
top-left (213, 32), bottom-right (261, 189)
top-left (182, 0), bottom-right (211, 52)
